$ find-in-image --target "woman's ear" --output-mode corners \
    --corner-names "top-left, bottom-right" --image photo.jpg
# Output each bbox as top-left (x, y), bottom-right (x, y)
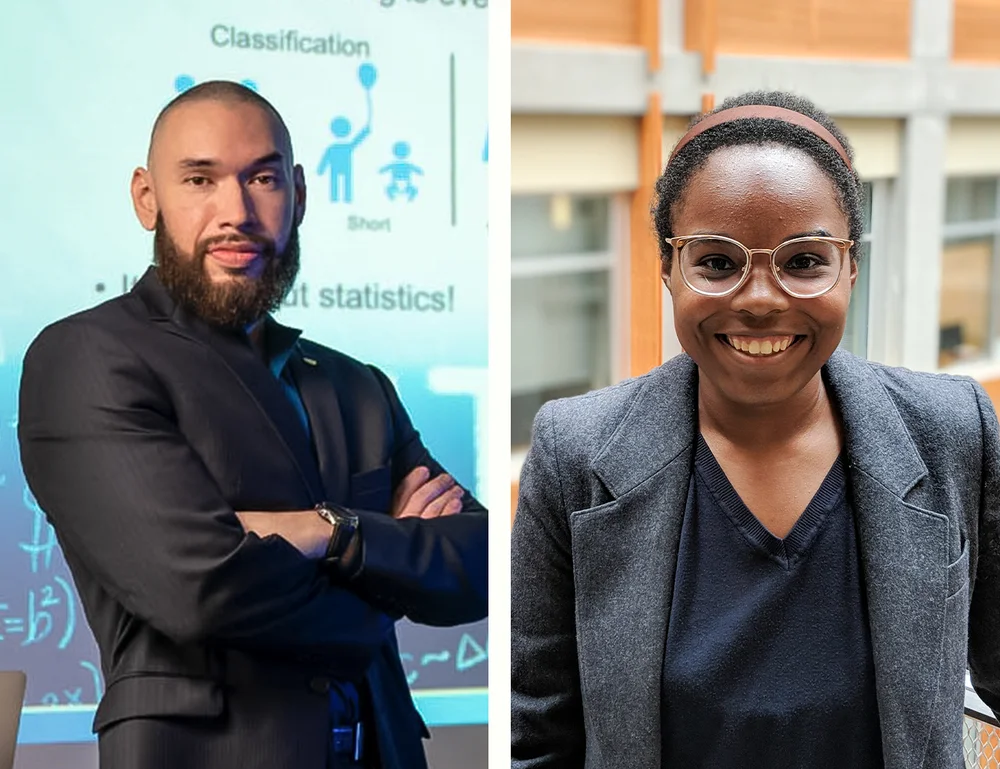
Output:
top-left (661, 260), bottom-right (673, 294)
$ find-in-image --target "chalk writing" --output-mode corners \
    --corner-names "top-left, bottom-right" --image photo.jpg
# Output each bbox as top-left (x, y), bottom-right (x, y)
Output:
top-left (0, 579), bottom-right (77, 649)
top-left (456, 632), bottom-right (487, 672)
top-left (18, 487), bottom-right (57, 574)
top-left (80, 660), bottom-right (104, 701)
top-left (399, 630), bottom-right (488, 685)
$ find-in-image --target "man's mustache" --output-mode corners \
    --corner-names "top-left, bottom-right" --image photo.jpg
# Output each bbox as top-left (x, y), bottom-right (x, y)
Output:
top-left (198, 234), bottom-right (275, 253)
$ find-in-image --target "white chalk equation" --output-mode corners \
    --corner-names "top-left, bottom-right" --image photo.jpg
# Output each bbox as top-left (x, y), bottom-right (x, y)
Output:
top-left (3, 488), bottom-right (78, 651)
top-left (399, 630), bottom-right (487, 686)
top-left (0, 579), bottom-right (76, 650)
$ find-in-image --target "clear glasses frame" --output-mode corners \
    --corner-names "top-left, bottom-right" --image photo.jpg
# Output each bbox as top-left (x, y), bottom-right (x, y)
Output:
top-left (664, 234), bottom-right (855, 299)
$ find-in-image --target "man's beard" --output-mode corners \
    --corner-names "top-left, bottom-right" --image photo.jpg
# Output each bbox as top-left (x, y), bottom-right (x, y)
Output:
top-left (153, 214), bottom-right (300, 330)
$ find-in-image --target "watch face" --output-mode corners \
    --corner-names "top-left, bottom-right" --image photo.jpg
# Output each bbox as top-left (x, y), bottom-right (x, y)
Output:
top-left (329, 504), bottom-right (359, 525)
top-left (317, 503), bottom-right (358, 526)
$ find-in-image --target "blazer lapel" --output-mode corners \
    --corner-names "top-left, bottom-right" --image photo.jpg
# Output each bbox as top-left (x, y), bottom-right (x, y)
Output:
top-left (287, 349), bottom-right (351, 505)
top-left (132, 268), bottom-right (325, 503)
top-left (573, 349), bottom-right (951, 768)
top-left (572, 355), bottom-right (699, 768)
top-left (824, 350), bottom-right (948, 769)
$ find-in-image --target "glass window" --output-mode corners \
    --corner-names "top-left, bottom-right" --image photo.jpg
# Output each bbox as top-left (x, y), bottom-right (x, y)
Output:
top-left (939, 237), bottom-right (994, 367)
top-left (511, 195), bottom-right (610, 257)
top-left (511, 271), bottom-right (612, 446)
top-left (939, 177), bottom-right (1000, 368)
top-left (945, 178), bottom-right (998, 224)
top-left (841, 183), bottom-right (875, 358)
top-left (511, 194), bottom-right (616, 451)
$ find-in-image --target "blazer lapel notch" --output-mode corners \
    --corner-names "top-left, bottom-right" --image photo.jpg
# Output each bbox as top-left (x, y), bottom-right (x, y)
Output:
top-left (825, 350), bottom-right (947, 769)
top-left (574, 356), bottom-right (699, 766)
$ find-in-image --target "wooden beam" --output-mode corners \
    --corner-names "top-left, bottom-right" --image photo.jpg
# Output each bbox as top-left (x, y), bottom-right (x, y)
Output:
top-left (629, 93), bottom-right (665, 378)
top-left (702, 0), bottom-right (718, 75)
top-left (641, 0), bottom-right (661, 72)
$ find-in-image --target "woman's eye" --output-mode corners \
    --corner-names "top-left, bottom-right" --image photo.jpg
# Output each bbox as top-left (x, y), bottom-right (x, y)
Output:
top-left (701, 256), bottom-right (736, 271)
top-left (786, 253), bottom-right (822, 270)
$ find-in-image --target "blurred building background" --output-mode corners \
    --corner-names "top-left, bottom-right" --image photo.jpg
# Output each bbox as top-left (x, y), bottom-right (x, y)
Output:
top-left (509, 1), bottom-right (1000, 761)
top-left (511, 0), bottom-right (1000, 487)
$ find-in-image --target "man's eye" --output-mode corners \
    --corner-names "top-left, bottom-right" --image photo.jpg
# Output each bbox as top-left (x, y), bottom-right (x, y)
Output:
top-left (253, 174), bottom-right (277, 186)
top-left (185, 176), bottom-right (210, 186)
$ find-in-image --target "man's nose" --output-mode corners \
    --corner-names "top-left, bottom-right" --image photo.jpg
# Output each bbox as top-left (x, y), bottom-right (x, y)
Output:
top-left (214, 179), bottom-right (257, 230)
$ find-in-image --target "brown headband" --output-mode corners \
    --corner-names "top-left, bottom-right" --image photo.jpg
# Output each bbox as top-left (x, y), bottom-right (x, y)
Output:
top-left (668, 105), bottom-right (853, 171)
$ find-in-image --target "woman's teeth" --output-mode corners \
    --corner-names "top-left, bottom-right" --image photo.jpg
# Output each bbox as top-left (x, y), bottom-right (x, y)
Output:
top-left (725, 335), bottom-right (796, 356)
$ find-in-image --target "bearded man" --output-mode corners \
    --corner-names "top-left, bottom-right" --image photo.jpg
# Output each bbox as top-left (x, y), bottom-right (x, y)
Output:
top-left (17, 81), bottom-right (487, 769)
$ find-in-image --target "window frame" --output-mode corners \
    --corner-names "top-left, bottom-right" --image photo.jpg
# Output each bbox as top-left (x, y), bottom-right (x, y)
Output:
top-left (510, 192), bottom-right (629, 466)
top-left (939, 175), bottom-right (1000, 369)
top-left (859, 178), bottom-right (896, 364)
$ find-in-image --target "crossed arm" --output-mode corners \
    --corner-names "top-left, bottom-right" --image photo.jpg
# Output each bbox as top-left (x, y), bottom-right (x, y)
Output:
top-left (17, 319), bottom-right (487, 663)
top-left (234, 462), bottom-right (487, 627)
top-left (236, 464), bottom-right (466, 560)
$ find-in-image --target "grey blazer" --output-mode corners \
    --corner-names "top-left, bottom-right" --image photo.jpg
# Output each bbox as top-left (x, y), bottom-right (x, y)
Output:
top-left (511, 349), bottom-right (1000, 769)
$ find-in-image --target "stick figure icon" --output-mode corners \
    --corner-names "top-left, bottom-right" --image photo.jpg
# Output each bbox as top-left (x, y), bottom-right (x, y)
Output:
top-left (174, 75), bottom-right (258, 93)
top-left (318, 63), bottom-right (377, 203)
top-left (379, 142), bottom-right (423, 202)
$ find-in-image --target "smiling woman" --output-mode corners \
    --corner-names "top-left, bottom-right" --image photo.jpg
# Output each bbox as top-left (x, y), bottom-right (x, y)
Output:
top-left (511, 91), bottom-right (1000, 769)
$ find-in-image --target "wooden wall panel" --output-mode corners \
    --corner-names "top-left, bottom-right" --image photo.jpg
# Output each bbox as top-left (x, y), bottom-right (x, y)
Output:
top-left (980, 379), bottom-right (1000, 416)
top-left (513, 0), bottom-right (641, 47)
top-left (685, 0), bottom-right (910, 61)
top-left (630, 95), bottom-right (664, 377)
top-left (512, 115), bottom-right (640, 194)
top-left (954, 0), bottom-right (1000, 62)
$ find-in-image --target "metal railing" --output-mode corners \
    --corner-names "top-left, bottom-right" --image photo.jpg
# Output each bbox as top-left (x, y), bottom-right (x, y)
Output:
top-left (964, 674), bottom-right (1000, 767)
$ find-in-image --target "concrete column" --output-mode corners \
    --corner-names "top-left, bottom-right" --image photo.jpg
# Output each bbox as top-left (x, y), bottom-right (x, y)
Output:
top-left (659, 0), bottom-right (686, 57)
top-left (911, 0), bottom-right (953, 60)
top-left (890, 0), bottom-right (952, 371)
top-left (895, 113), bottom-right (949, 372)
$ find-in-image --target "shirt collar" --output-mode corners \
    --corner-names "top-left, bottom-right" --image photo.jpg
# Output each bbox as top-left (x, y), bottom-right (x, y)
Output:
top-left (246, 315), bottom-right (303, 379)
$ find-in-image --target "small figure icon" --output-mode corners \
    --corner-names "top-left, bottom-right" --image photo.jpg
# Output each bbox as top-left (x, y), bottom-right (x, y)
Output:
top-left (379, 142), bottom-right (423, 202)
top-left (174, 74), bottom-right (258, 94)
top-left (318, 63), bottom-right (377, 203)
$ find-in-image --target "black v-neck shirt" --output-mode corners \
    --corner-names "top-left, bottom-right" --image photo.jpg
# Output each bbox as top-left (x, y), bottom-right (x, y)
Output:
top-left (660, 435), bottom-right (884, 768)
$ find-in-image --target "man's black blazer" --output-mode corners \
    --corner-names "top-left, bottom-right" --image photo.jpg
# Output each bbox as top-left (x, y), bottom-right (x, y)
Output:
top-left (17, 268), bottom-right (488, 769)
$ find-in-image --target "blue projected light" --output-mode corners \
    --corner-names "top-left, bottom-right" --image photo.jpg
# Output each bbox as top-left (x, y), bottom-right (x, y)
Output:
top-left (16, 689), bottom-right (488, 743)
top-left (0, 0), bottom-right (487, 747)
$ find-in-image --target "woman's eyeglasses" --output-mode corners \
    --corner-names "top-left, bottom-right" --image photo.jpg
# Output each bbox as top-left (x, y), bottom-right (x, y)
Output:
top-left (664, 235), bottom-right (854, 299)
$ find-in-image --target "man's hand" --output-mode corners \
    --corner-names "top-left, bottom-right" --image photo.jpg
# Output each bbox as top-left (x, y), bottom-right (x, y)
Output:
top-left (235, 511), bottom-right (329, 559)
top-left (391, 467), bottom-right (464, 519)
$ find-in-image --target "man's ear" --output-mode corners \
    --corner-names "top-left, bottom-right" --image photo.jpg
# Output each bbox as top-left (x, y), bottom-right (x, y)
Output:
top-left (292, 163), bottom-right (306, 226)
top-left (130, 167), bottom-right (158, 231)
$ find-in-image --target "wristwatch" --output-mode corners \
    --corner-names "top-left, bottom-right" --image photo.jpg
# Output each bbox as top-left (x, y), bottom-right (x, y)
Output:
top-left (315, 502), bottom-right (359, 565)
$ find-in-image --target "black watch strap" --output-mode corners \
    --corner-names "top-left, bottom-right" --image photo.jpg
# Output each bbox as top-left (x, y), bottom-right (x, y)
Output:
top-left (315, 502), bottom-right (359, 563)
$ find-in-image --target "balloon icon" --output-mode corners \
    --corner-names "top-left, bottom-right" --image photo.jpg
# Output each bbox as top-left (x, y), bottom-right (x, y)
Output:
top-left (358, 63), bottom-right (377, 90)
top-left (174, 74), bottom-right (195, 93)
